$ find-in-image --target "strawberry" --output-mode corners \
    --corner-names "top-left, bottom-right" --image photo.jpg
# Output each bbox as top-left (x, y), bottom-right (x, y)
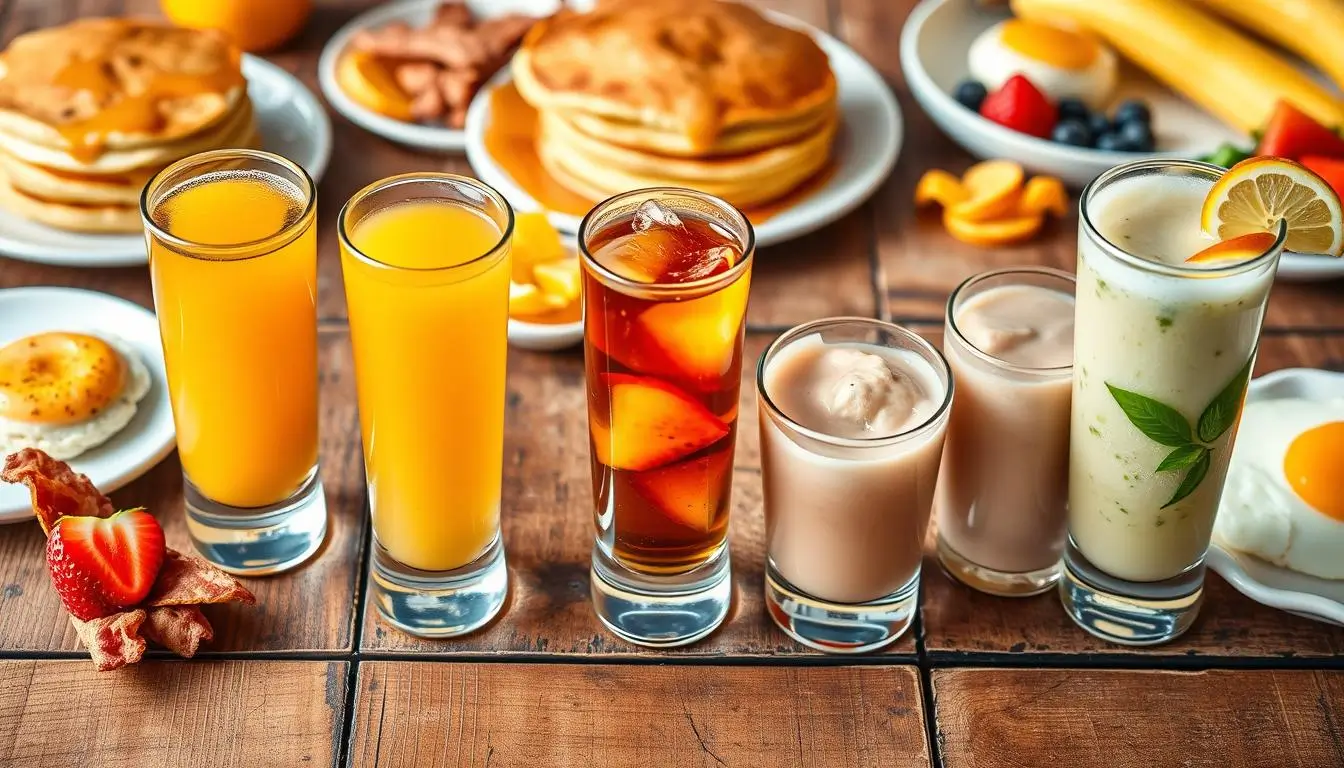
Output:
top-left (979, 75), bottom-right (1057, 139)
top-left (46, 508), bottom-right (165, 621)
top-left (590, 374), bottom-right (729, 472)
top-left (1257, 101), bottom-right (1344, 161)
top-left (1302, 155), bottom-right (1344, 199)
top-left (628, 449), bottom-right (733, 531)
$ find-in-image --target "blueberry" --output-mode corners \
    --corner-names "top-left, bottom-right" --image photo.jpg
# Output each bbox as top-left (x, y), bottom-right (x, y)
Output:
top-left (1086, 112), bottom-right (1112, 140)
top-left (1114, 99), bottom-right (1152, 126)
top-left (1118, 120), bottom-right (1155, 151)
top-left (1058, 97), bottom-right (1089, 122)
top-left (953, 79), bottom-right (988, 111)
top-left (1095, 132), bottom-right (1129, 152)
top-left (1051, 119), bottom-right (1093, 147)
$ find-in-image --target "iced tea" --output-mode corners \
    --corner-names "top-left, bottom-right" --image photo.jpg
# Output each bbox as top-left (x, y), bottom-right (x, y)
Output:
top-left (583, 195), bottom-right (752, 575)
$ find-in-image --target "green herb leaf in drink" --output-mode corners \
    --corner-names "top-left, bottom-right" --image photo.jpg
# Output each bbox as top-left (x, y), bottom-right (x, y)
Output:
top-left (1156, 445), bottom-right (1208, 473)
top-left (1105, 384), bottom-right (1193, 446)
top-left (1197, 356), bottom-right (1253, 443)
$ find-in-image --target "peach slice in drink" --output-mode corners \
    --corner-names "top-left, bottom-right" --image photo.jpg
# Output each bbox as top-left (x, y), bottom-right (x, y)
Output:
top-left (629, 449), bottom-right (733, 531)
top-left (589, 374), bottom-right (729, 471)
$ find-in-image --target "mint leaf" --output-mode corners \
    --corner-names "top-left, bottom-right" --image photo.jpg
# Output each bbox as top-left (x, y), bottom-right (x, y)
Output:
top-left (1106, 384), bottom-right (1193, 447)
top-left (1163, 452), bottom-right (1210, 509)
top-left (1156, 445), bottom-right (1208, 473)
top-left (1197, 355), bottom-right (1254, 443)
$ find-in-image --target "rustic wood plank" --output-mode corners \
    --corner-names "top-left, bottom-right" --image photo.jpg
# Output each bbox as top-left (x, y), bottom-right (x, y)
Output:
top-left (361, 334), bottom-right (916, 656)
top-left (921, 333), bottom-right (1344, 658)
top-left (349, 662), bottom-right (929, 768)
top-left (0, 330), bottom-right (364, 654)
top-left (932, 668), bottom-right (1344, 768)
top-left (0, 659), bottom-right (346, 768)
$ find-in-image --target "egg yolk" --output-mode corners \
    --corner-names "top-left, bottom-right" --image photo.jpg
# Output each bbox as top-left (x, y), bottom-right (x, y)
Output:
top-left (1001, 20), bottom-right (1099, 71)
top-left (0, 332), bottom-right (126, 425)
top-left (1284, 421), bottom-right (1344, 521)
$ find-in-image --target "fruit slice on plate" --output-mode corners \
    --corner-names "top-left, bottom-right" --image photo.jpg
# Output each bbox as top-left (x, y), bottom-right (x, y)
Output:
top-left (510, 281), bottom-right (566, 317)
top-left (1186, 230), bottom-right (1282, 264)
top-left (336, 51), bottom-right (413, 121)
top-left (590, 374), bottom-right (729, 471)
top-left (628, 449), bottom-right (732, 531)
top-left (914, 170), bottom-right (969, 207)
top-left (947, 160), bottom-right (1025, 222)
top-left (512, 212), bottom-right (568, 283)
top-left (1019, 176), bottom-right (1068, 217)
top-left (1201, 156), bottom-right (1344, 256)
top-left (533, 259), bottom-right (582, 302)
top-left (46, 508), bottom-right (165, 621)
top-left (943, 209), bottom-right (1044, 246)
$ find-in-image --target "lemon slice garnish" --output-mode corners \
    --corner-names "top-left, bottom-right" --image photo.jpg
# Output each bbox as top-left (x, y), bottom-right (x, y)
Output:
top-left (1201, 157), bottom-right (1344, 257)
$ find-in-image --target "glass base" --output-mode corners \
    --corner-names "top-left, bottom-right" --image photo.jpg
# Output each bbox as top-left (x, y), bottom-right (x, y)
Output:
top-left (937, 535), bottom-right (1062, 597)
top-left (590, 542), bottom-right (731, 648)
top-left (184, 471), bottom-right (328, 576)
top-left (370, 533), bottom-right (509, 639)
top-left (765, 561), bottom-right (917, 654)
top-left (1060, 537), bottom-right (1204, 646)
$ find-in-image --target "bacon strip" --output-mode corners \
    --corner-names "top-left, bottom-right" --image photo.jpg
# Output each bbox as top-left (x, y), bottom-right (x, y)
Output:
top-left (142, 605), bottom-right (214, 658)
top-left (148, 550), bottom-right (255, 607)
top-left (2, 448), bottom-right (114, 534)
top-left (70, 610), bottom-right (147, 672)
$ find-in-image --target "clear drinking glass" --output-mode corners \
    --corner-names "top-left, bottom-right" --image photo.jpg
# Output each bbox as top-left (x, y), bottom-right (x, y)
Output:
top-left (1062, 159), bottom-right (1284, 645)
top-left (936, 267), bottom-right (1075, 597)
top-left (142, 149), bottom-right (326, 575)
top-left (339, 174), bottom-right (513, 638)
top-left (758, 318), bottom-right (953, 653)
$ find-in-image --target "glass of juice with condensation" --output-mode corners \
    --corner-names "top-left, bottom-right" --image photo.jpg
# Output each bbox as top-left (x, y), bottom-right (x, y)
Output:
top-left (339, 174), bottom-right (512, 638)
top-left (581, 188), bottom-right (752, 648)
top-left (143, 149), bottom-right (326, 575)
top-left (1063, 159), bottom-right (1284, 645)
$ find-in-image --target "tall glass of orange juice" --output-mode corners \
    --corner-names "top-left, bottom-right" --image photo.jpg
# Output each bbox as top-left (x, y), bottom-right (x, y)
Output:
top-left (339, 174), bottom-right (513, 638)
top-left (142, 149), bottom-right (326, 575)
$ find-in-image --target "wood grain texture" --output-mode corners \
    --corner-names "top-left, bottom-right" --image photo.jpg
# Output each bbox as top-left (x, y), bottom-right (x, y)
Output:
top-left (921, 333), bottom-right (1344, 658)
top-left (349, 662), bottom-right (929, 768)
top-left (0, 330), bottom-right (365, 653)
top-left (933, 668), bottom-right (1344, 768)
top-left (361, 335), bottom-right (916, 657)
top-left (0, 659), bottom-right (346, 768)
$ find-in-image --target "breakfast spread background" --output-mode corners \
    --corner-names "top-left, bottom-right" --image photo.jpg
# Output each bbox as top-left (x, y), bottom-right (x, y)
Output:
top-left (0, 0), bottom-right (1342, 762)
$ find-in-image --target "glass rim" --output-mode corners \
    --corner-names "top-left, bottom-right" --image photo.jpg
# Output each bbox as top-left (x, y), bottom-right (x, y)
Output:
top-left (1079, 158), bottom-right (1288, 279)
top-left (945, 266), bottom-right (1076, 376)
top-left (140, 148), bottom-right (316, 260)
top-left (756, 316), bottom-right (955, 450)
top-left (337, 173), bottom-right (515, 273)
top-left (578, 186), bottom-right (755, 297)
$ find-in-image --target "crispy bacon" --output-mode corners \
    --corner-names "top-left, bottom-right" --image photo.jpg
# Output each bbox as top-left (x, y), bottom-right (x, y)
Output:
top-left (148, 550), bottom-right (255, 607)
top-left (142, 606), bottom-right (214, 658)
top-left (2, 448), bottom-right (114, 535)
top-left (70, 610), bottom-right (147, 672)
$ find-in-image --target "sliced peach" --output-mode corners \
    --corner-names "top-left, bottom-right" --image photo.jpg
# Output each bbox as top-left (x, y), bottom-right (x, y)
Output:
top-left (509, 281), bottom-right (566, 318)
top-left (622, 272), bottom-right (750, 388)
top-left (590, 374), bottom-right (729, 472)
top-left (1019, 176), bottom-right (1069, 218)
top-left (915, 169), bottom-right (969, 208)
top-left (943, 209), bottom-right (1044, 247)
top-left (533, 258), bottom-right (581, 302)
top-left (628, 449), bottom-right (732, 531)
top-left (512, 212), bottom-right (567, 283)
top-left (336, 51), bottom-right (413, 121)
top-left (1186, 231), bottom-right (1280, 264)
top-left (948, 160), bottom-right (1025, 222)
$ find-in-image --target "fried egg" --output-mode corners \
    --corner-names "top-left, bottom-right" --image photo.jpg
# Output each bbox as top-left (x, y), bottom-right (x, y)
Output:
top-left (1215, 398), bottom-right (1344, 580)
top-left (0, 332), bottom-right (151, 460)
top-left (968, 19), bottom-right (1117, 107)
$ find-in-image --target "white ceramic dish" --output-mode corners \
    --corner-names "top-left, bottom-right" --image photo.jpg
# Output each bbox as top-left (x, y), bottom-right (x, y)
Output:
top-left (319, 0), bottom-right (560, 154)
top-left (1207, 367), bottom-right (1344, 626)
top-left (508, 317), bottom-right (582, 351)
top-left (464, 11), bottom-right (902, 248)
top-left (0, 55), bottom-right (333, 269)
top-left (0, 288), bottom-right (176, 524)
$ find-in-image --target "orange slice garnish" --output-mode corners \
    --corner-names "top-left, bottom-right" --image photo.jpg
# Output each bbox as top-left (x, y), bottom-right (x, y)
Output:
top-left (1201, 156), bottom-right (1343, 256)
top-left (914, 169), bottom-right (968, 208)
top-left (943, 210), bottom-right (1044, 246)
top-left (1019, 176), bottom-right (1069, 218)
top-left (336, 51), bottom-right (413, 121)
top-left (1186, 231), bottom-right (1281, 264)
top-left (948, 160), bottom-right (1025, 223)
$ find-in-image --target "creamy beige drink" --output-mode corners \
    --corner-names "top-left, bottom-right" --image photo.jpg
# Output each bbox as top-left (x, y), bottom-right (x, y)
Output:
top-left (758, 318), bottom-right (951, 653)
top-left (1063, 160), bottom-right (1283, 646)
top-left (936, 270), bottom-right (1075, 595)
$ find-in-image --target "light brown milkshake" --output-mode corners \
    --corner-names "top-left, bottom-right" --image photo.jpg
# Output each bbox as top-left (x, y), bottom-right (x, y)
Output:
top-left (757, 318), bottom-right (952, 654)
top-left (935, 270), bottom-right (1075, 596)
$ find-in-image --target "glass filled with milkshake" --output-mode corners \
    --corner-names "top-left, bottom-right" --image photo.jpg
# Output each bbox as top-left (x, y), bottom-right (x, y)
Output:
top-left (757, 318), bottom-right (953, 653)
top-left (1063, 159), bottom-right (1286, 645)
top-left (936, 267), bottom-right (1075, 597)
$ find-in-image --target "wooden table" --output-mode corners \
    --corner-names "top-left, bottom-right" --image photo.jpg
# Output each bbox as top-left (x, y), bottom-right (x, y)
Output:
top-left (1, 1), bottom-right (1341, 766)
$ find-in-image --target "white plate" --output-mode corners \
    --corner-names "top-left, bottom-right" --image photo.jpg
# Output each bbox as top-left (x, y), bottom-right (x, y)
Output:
top-left (319, 0), bottom-right (560, 154)
top-left (464, 11), bottom-right (902, 248)
top-left (1207, 368), bottom-right (1344, 626)
top-left (0, 55), bottom-right (333, 268)
top-left (0, 288), bottom-right (176, 523)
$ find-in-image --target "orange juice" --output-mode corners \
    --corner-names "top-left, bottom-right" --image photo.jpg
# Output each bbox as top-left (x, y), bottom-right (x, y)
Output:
top-left (147, 170), bottom-right (319, 508)
top-left (342, 198), bottom-right (511, 572)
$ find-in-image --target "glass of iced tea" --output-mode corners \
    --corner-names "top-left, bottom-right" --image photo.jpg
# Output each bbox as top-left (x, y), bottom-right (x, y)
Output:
top-left (580, 188), bottom-right (754, 647)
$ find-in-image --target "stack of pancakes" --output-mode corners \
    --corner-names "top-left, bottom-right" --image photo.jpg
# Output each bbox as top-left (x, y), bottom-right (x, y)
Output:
top-left (512, 0), bottom-right (838, 209)
top-left (0, 19), bottom-right (253, 233)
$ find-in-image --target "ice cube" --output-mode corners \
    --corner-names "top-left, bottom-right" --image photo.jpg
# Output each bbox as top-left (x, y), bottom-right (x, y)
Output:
top-left (666, 245), bottom-right (735, 282)
top-left (632, 199), bottom-right (683, 232)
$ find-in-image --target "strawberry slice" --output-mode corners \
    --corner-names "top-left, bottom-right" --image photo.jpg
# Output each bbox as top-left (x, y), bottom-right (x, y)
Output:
top-left (628, 449), bottom-right (733, 531)
top-left (591, 374), bottom-right (729, 471)
top-left (46, 508), bottom-right (166, 621)
top-left (1257, 101), bottom-right (1344, 161)
top-left (979, 74), bottom-right (1057, 139)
